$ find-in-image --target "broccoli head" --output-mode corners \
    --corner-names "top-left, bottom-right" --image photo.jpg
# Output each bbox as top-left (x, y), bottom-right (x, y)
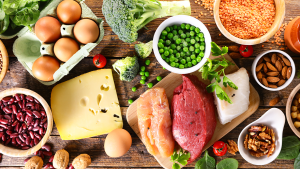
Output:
top-left (113, 56), bottom-right (139, 82)
top-left (135, 41), bottom-right (153, 59)
top-left (102, 0), bottom-right (191, 43)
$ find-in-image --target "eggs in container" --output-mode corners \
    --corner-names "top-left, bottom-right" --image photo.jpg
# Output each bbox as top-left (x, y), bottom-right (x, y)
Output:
top-left (57, 0), bottom-right (82, 24)
top-left (74, 19), bottom-right (100, 44)
top-left (54, 37), bottom-right (79, 62)
top-left (32, 56), bottom-right (60, 81)
top-left (104, 129), bottom-right (132, 157)
top-left (35, 16), bottom-right (61, 43)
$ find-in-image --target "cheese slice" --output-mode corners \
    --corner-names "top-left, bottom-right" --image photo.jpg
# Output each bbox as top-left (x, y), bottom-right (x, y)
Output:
top-left (51, 69), bottom-right (123, 140)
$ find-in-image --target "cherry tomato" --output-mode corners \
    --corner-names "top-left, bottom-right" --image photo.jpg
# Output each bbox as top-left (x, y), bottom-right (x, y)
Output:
top-left (93, 54), bottom-right (107, 68)
top-left (239, 45), bottom-right (253, 57)
top-left (213, 141), bottom-right (227, 156)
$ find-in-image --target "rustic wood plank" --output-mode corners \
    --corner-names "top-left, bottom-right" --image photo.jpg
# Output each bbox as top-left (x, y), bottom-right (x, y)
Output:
top-left (0, 108), bottom-right (295, 168)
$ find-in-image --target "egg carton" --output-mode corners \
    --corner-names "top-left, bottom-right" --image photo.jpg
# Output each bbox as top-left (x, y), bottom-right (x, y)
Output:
top-left (6, 0), bottom-right (104, 85)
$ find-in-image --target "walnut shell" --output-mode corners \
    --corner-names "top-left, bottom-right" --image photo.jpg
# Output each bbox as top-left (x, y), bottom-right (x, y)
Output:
top-left (72, 154), bottom-right (91, 169)
top-left (25, 156), bottom-right (43, 169)
top-left (53, 149), bottom-right (69, 169)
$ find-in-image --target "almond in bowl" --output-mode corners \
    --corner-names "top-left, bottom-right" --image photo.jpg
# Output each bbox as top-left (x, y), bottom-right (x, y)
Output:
top-left (252, 50), bottom-right (295, 91)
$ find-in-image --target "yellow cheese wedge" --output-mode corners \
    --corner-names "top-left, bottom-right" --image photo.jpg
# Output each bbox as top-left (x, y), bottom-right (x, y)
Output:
top-left (51, 69), bottom-right (123, 140)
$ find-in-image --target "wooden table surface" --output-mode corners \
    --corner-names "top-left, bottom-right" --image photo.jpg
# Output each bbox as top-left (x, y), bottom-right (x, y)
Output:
top-left (0, 0), bottom-right (300, 168)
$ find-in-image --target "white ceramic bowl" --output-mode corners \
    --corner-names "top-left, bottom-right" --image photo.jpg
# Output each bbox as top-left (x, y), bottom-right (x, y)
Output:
top-left (251, 50), bottom-right (295, 91)
top-left (153, 15), bottom-right (212, 74)
top-left (237, 108), bottom-right (285, 165)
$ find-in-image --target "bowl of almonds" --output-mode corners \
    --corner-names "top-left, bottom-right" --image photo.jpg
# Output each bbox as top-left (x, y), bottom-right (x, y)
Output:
top-left (252, 50), bottom-right (295, 91)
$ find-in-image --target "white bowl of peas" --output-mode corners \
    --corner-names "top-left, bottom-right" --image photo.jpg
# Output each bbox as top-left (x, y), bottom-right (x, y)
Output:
top-left (153, 15), bottom-right (212, 74)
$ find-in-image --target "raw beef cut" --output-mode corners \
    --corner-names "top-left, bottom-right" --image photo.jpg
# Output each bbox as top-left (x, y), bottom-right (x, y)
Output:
top-left (172, 74), bottom-right (216, 163)
top-left (137, 87), bottom-right (175, 157)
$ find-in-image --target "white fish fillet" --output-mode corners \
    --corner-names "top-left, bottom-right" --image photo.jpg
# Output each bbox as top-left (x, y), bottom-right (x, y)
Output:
top-left (213, 68), bottom-right (250, 125)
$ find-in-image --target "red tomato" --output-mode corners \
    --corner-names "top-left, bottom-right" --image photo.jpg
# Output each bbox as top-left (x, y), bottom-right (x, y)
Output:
top-left (239, 45), bottom-right (253, 57)
top-left (93, 54), bottom-right (107, 68)
top-left (213, 141), bottom-right (227, 156)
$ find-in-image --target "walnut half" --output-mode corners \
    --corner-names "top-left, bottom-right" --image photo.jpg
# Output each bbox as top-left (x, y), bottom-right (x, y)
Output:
top-left (53, 149), bottom-right (69, 169)
top-left (72, 154), bottom-right (91, 169)
top-left (25, 156), bottom-right (43, 169)
top-left (227, 140), bottom-right (239, 155)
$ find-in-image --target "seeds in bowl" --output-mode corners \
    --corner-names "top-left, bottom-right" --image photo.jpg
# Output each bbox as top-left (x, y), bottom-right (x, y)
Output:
top-left (158, 23), bottom-right (205, 69)
top-left (255, 53), bottom-right (292, 88)
top-left (0, 94), bottom-right (47, 150)
top-left (219, 0), bottom-right (276, 39)
top-left (244, 125), bottom-right (275, 157)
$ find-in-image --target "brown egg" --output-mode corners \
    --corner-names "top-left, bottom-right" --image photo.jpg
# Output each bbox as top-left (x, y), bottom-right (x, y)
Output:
top-left (54, 38), bottom-right (79, 62)
top-left (57, 0), bottom-right (82, 24)
top-left (35, 16), bottom-right (61, 43)
top-left (104, 129), bottom-right (132, 157)
top-left (73, 19), bottom-right (99, 44)
top-left (32, 56), bottom-right (60, 81)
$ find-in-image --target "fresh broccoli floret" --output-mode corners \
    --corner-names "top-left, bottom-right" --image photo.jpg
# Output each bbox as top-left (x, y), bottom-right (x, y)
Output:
top-left (102, 0), bottom-right (191, 43)
top-left (113, 56), bottom-right (139, 82)
top-left (135, 41), bottom-right (153, 59)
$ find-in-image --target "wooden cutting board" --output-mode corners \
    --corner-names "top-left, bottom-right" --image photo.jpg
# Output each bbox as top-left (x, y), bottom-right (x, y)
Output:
top-left (126, 54), bottom-right (260, 169)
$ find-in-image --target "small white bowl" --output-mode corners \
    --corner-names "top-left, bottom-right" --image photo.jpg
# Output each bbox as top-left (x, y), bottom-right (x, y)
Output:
top-left (153, 15), bottom-right (212, 74)
top-left (251, 50), bottom-right (295, 91)
top-left (237, 108), bottom-right (285, 165)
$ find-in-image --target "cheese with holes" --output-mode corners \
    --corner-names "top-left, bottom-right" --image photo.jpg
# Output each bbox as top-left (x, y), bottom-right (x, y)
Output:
top-left (51, 69), bottom-right (123, 140)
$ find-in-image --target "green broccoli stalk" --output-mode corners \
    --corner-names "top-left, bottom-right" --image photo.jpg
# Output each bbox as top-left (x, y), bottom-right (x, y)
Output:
top-left (102, 0), bottom-right (191, 43)
top-left (113, 56), bottom-right (139, 82)
top-left (135, 41), bottom-right (153, 59)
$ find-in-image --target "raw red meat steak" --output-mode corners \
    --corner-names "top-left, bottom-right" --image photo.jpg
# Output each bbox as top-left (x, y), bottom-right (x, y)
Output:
top-left (172, 74), bottom-right (216, 163)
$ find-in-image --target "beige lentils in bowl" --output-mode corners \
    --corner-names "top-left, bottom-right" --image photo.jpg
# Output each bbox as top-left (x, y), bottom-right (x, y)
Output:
top-left (219, 0), bottom-right (276, 39)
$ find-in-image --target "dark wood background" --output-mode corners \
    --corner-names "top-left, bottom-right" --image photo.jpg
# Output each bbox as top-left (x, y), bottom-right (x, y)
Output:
top-left (0, 0), bottom-right (300, 168)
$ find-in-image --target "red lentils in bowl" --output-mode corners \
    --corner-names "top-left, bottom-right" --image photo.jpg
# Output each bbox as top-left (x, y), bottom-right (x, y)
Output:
top-left (219, 0), bottom-right (276, 39)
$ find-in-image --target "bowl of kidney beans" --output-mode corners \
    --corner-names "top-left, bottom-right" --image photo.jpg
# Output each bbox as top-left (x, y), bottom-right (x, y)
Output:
top-left (0, 88), bottom-right (53, 157)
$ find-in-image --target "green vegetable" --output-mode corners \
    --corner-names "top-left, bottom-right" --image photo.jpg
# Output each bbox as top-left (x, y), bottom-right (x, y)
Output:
top-left (3, 0), bottom-right (48, 30)
top-left (132, 86), bottom-right (137, 92)
top-left (102, 0), bottom-right (191, 43)
top-left (128, 99), bottom-right (133, 104)
top-left (195, 150), bottom-right (215, 169)
top-left (113, 56), bottom-right (139, 82)
top-left (277, 136), bottom-right (300, 160)
top-left (199, 42), bottom-right (237, 104)
top-left (157, 76), bottom-right (162, 81)
top-left (294, 151), bottom-right (300, 169)
top-left (140, 79), bottom-right (145, 84)
top-left (147, 83), bottom-right (153, 88)
top-left (135, 41), bottom-right (153, 59)
top-left (145, 60), bottom-right (150, 65)
top-left (170, 149), bottom-right (190, 169)
top-left (216, 158), bottom-right (238, 169)
top-left (141, 76), bottom-right (146, 80)
top-left (140, 66), bottom-right (146, 71)
top-left (145, 71), bottom-right (149, 77)
top-left (140, 71), bottom-right (145, 76)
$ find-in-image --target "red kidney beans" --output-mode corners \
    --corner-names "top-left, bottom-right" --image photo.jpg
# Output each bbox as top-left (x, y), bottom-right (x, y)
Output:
top-left (44, 163), bottom-right (51, 169)
top-left (42, 151), bottom-right (52, 156)
top-left (49, 155), bottom-right (54, 163)
top-left (68, 164), bottom-right (74, 169)
top-left (0, 94), bottom-right (47, 150)
top-left (42, 144), bottom-right (51, 151)
top-left (24, 157), bottom-right (30, 164)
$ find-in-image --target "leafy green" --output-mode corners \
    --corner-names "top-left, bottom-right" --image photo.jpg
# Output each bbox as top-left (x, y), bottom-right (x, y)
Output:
top-left (0, 0), bottom-right (9, 34)
top-left (211, 42), bottom-right (228, 56)
top-left (294, 152), bottom-right (300, 169)
top-left (199, 42), bottom-right (237, 104)
top-left (170, 148), bottom-right (190, 169)
top-left (216, 158), bottom-right (238, 169)
top-left (277, 136), bottom-right (300, 160)
top-left (10, 2), bottom-right (39, 27)
top-left (3, 0), bottom-right (46, 15)
top-left (195, 151), bottom-right (215, 169)
top-left (102, 0), bottom-right (191, 43)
